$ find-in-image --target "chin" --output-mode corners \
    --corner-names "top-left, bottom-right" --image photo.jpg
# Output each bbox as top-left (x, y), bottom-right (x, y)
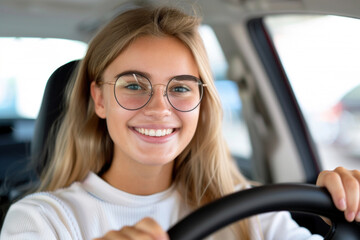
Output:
top-left (135, 154), bottom-right (175, 167)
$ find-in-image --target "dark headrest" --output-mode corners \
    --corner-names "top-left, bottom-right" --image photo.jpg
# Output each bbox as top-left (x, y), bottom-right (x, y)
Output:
top-left (31, 60), bottom-right (79, 176)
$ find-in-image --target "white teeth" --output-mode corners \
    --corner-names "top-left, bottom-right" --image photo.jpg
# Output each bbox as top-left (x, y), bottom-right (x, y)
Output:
top-left (135, 128), bottom-right (174, 137)
top-left (155, 130), bottom-right (162, 137)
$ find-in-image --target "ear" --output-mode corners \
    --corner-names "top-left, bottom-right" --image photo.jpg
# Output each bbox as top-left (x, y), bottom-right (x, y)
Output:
top-left (90, 81), bottom-right (106, 119)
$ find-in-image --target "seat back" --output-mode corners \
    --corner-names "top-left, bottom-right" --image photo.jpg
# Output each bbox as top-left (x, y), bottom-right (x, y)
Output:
top-left (1, 60), bottom-right (79, 227)
top-left (31, 60), bottom-right (79, 176)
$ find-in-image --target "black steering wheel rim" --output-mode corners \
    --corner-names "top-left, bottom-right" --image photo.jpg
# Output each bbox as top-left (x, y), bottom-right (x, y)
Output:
top-left (167, 184), bottom-right (360, 240)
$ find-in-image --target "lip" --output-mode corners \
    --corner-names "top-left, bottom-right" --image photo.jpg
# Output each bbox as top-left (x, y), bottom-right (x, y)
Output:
top-left (130, 126), bottom-right (178, 144)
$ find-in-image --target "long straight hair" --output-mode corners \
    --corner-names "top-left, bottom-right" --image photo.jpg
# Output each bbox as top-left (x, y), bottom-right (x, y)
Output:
top-left (38, 6), bottom-right (251, 239)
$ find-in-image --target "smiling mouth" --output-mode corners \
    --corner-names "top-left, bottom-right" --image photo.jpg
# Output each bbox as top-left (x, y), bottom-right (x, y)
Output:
top-left (134, 128), bottom-right (174, 137)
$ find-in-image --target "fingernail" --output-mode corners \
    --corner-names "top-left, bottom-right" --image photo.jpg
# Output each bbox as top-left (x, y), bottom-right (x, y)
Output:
top-left (356, 212), bottom-right (360, 222)
top-left (346, 212), bottom-right (355, 222)
top-left (338, 198), bottom-right (346, 210)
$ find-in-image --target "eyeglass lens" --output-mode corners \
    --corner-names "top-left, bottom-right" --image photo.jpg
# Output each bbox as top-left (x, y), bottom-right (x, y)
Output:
top-left (114, 73), bottom-right (203, 111)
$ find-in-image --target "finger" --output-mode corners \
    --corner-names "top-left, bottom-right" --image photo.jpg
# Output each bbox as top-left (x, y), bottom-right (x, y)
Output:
top-left (350, 169), bottom-right (360, 222)
top-left (135, 218), bottom-right (169, 240)
top-left (317, 169), bottom-right (346, 211)
top-left (93, 226), bottom-right (155, 240)
top-left (120, 226), bottom-right (153, 240)
top-left (339, 168), bottom-right (360, 222)
top-left (334, 168), bottom-right (360, 221)
top-left (94, 230), bottom-right (131, 240)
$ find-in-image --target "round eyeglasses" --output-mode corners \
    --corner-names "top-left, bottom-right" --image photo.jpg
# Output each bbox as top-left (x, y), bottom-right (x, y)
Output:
top-left (100, 72), bottom-right (207, 112)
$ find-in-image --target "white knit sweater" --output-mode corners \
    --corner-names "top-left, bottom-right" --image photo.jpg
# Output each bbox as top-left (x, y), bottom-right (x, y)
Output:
top-left (0, 172), bottom-right (322, 240)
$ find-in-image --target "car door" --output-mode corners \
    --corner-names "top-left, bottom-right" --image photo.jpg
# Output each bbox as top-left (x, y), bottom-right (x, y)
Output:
top-left (204, 0), bottom-right (360, 185)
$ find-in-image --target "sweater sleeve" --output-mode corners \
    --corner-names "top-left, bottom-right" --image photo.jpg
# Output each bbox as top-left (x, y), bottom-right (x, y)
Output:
top-left (257, 211), bottom-right (324, 240)
top-left (0, 195), bottom-right (77, 240)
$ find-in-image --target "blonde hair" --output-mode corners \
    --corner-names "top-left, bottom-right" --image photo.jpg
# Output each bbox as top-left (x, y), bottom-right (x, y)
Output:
top-left (39, 6), bottom-right (251, 239)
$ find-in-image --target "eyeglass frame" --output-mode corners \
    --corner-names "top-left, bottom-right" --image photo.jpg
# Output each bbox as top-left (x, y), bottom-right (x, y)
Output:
top-left (97, 72), bottom-right (207, 112)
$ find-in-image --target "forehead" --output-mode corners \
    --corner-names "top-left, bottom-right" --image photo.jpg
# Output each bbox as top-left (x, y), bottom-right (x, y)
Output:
top-left (103, 35), bottom-right (199, 82)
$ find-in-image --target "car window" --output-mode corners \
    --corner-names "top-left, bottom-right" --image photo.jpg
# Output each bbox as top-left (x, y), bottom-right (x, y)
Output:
top-left (0, 38), bottom-right (87, 119)
top-left (199, 25), bottom-right (252, 161)
top-left (264, 15), bottom-right (360, 170)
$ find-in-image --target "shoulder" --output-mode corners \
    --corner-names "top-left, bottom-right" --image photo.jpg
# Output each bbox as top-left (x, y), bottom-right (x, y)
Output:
top-left (1, 191), bottom-right (80, 239)
top-left (0, 182), bottom-right (88, 240)
top-left (16, 179), bottom-right (89, 213)
top-left (13, 188), bottom-right (81, 215)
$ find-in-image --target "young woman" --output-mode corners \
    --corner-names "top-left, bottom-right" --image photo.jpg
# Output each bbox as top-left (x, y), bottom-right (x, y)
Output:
top-left (1, 6), bottom-right (360, 240)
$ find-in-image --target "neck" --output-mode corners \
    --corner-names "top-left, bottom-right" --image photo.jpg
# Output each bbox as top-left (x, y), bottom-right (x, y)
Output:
top-left (101, 157), bottom-right (174, 196)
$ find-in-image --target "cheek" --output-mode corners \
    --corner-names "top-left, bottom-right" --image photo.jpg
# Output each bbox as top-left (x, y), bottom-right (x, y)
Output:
top-left (104, 105), bottom-right (133, 142)
top-left (181, 108), bottom-right (200, 140)
top-left (103, 91), bottom-right (131, 122)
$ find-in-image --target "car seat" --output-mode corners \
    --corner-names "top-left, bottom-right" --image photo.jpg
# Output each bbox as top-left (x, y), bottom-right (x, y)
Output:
top-left (0, 60), bottom-right (79, 227)
top-left (31, 60), bottom-right (79, 176)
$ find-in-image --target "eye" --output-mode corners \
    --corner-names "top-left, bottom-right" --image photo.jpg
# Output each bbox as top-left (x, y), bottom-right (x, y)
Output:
top-left (116, 80), bottom-right (145, 90)
top-left (171, 85), bottom-right (191, 93)
top-left (116, 73), bottom-right (150, 92)
top-left (125, 83), bottom-right (143, 90)
top-left (169, 77), bottom-right (200, 95)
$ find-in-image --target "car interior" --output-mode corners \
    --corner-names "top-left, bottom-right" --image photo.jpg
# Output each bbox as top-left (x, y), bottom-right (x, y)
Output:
top-left (1, 0), bottom-right (360, 237)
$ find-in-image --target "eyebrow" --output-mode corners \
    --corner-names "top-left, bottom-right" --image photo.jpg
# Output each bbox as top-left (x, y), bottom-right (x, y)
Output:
top-left (114, 70), bottom-right (151, 80)
top-left (114, 70), bottom-right (201, 81)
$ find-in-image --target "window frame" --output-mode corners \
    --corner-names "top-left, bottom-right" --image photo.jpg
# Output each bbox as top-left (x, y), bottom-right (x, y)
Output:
top-left (247, 17), bottom-right (321, 184)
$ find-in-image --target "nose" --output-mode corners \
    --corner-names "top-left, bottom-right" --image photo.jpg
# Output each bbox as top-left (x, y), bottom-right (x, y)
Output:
top-left (143, 84), bottom-right (171, 117)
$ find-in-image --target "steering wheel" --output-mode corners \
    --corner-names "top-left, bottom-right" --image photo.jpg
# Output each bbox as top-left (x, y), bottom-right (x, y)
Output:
top-left (167, 184), bottom-right (360, 240)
